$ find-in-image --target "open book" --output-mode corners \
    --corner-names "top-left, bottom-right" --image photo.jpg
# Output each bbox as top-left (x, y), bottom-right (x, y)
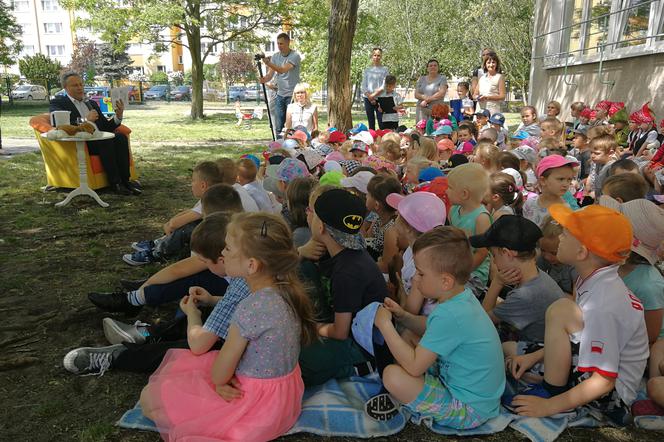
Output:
top-left (110, 87), bottom-right (129, 109)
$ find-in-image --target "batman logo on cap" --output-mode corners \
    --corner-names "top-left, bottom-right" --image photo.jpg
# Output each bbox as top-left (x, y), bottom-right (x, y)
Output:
top-left (343, 215), bottom-right (364, 231)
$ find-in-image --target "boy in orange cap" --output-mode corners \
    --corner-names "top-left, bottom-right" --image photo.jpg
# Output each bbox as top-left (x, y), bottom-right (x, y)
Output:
top-left (505, 204), bottom-right (648, 423)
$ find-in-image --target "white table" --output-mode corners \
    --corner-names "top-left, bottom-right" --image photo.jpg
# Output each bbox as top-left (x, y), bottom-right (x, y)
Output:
top-left (41, 131), bottom-right (115, 208)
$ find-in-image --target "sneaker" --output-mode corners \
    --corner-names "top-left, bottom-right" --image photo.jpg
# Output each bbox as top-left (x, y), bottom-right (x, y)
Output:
top-left (502, 383), bottom-right (551, 412)
top-left (63, 344), bottom-right (125, 376)
top-left (88, 291), bottom-right (143, 315)
top-left (103, 318), bottom-right (150, 345)
top-left (365, 393), bottom-right (400, 421)
top-left (119, 278), bottom-right (148, 292)
top-left (131, 240), bottom-right (155, 252)
top-left (632, 399), bottom-right (664, 417)
top-left (122, 250), bottom-right (158, 266)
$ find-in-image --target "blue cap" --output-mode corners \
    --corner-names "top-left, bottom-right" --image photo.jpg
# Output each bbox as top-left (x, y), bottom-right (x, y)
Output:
top-left (418, 166), bottom-right (445, 183)
top-left (432, 126), bottom-right (453, 136)
top-left (351, 302), bottom-right (385, 356)
top-left (282, 139), bottom-right (300, 149)
top-left (292, 125), bottom-right (311, 141)
top-left (240, 154), bottom-right (261, 169)
top-left (475, 109), bottom-right (491, 118)
top-left (489, 113), bottom-right (505, 126)
top-left (511, 130), bottom-right (530, 140)
top-left (349, 123), bottom-right (369, 134)
top-left (328, 127), bottom-right (338, 132)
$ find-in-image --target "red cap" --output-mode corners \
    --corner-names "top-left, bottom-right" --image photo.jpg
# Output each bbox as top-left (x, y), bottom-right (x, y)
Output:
top-left (328, 131), bottom-right (347, 144)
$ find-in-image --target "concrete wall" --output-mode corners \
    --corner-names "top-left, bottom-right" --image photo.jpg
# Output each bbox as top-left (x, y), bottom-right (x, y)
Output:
top-left (530, 0), bottom-right (664, 121)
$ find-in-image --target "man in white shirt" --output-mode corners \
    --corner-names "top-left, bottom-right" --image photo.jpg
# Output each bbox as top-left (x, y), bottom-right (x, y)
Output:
top-left (49, 72), bottom-right (138, 195)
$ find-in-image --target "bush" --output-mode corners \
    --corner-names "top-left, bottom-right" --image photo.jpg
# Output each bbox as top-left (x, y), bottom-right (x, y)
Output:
top-left (150, 71), bottom-right (168, 84)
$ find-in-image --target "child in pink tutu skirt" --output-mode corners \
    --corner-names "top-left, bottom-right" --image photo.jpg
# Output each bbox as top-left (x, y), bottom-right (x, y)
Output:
top-left (140, 212), bottom-right (318, 442)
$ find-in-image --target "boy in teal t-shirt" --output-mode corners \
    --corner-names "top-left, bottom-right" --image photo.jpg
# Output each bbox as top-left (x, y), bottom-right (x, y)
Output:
top-left (374, 226), bottom-right (504, 428)
top-left (446, 163), bottom-right (492, 294)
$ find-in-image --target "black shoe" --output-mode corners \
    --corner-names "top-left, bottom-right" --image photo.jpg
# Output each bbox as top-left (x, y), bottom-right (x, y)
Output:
top-left (88, 291), bottom-right (143, 314)
top-left (119, 278), bottom-right (148, 291)
top-left (365, 393), bottom-right (400, 421)
top-left (123, 181), bottom-right (142, 195)
top-left (111, 183), bottom-right (131, 196)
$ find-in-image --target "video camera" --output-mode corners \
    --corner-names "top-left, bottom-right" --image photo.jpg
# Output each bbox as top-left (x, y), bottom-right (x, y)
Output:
top-left (254, 53), bottom-right (264, 62)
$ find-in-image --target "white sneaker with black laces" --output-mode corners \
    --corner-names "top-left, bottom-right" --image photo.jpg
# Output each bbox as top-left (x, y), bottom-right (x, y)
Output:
top-left (102, 318), bottom-right (150, 345)
top-left (63, 344), bottom-right (125, 376)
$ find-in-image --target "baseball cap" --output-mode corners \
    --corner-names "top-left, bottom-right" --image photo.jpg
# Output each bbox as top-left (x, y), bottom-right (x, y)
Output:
top-left (292, 126), bottom-right (311, 140)
top-left (535, 154), bottom-right (579, 178)
top-left (297, 149), bottom-right (324, 171)
top-left (350, 131), bottom-right (374, 147)
top-left (511, 130), bottom-right (530, 140)
top-left (240, 154), bottom-right (260, 169)
top-left (512, 146), bottom-right (537, 165)
top-left (275, 158), bottom-right (310, 183)
top-left (288, 130), bottom-right (308, 143)
top-left (448, 153), bottom-right (469, 168)
top-left (349, 123), bottom-right (369, 134)
top-left (268, 140), bottom-right (283, 151)
top-left (437, 139), bottom-right (455, 151)
top-left (314, 188), bottom-right (367, 250)
top-left (328, 131), bottom-right (347, 144)
top-left (599, 195), bottom-right (664, 265)
top-left (324, 160), bottom-right (342, 173)
top-left (351, 302), bottom-right (385, 356)
top-left (573, 127), bottom-right (588, 136)
top-left (549, 204), bottom-right (633, 262)
top-left (386, 192), bottom-right (446, 233)
top-left (418, 166), bottom-right (444, 183)
top-left (340, 170), bottom-right (375, 194)
top-left (350, 141), bottom-right (369, 153)
top-left (368, 129), bottom-right (377, 141)
top-left (501, 167), bottom-right (524, 189)
top-left (489, 113), bottom-right (506, 126)
top-left (469, 215), bottom-right (542, 251)
top-left (268, 154), bottom-right (285, 165)
top-left (475, 109), bottom-right (491, 118)
top-left (282, 138), bottom-right (300, 152)
top-left (319, 170), bottom-right (344, 187)
top-left (432, 125), bottom-right (453, 136)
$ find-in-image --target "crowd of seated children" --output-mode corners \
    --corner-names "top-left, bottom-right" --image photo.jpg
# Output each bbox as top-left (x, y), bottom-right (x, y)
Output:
top-left (63, 92), bottom-right (664, 441)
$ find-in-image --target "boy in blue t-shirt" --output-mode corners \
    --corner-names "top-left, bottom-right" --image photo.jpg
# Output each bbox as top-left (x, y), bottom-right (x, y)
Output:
top-left (374, 226), bottom-right (505, 428)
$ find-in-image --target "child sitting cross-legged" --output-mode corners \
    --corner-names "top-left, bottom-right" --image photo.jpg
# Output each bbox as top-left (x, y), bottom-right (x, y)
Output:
top-left (139, 212), bottom-right (318, 441)
top-left (374, 226), bottom-right (505, 429)
top-left (470, 216), bottom-right (564, 381)
top-left (123, 161), bottom-right (224, 265)
top-left (505, 205), bottom-right (648, 424)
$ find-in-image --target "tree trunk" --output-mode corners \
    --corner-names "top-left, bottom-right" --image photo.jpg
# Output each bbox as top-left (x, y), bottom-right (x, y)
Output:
top-left (187, 4), bottom-right (204, 120)
top-left (327, 0), bottom-right (359, 133)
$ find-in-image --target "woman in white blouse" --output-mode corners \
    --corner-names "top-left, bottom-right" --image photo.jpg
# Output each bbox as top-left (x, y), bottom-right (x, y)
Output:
top-left (473, 51), bottom-right (506, 116)
top-left (285, 83), bottom-right (318, 133)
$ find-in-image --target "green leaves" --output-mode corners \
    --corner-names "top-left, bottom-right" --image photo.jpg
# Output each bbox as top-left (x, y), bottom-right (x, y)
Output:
top-left (0, 1), bottom-right (22, 65)
top-left (18, 54), bottom-right (63, 85)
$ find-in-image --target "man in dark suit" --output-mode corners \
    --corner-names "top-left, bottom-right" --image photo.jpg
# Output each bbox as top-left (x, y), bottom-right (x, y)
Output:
top-left (50, 72), bottom-right (140, 195)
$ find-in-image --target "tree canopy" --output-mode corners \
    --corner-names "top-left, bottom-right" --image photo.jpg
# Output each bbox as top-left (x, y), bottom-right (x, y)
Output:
top-left (18, 54), bottom-right (63, 86)
top-left (0, 1), bottom-right (22, 66)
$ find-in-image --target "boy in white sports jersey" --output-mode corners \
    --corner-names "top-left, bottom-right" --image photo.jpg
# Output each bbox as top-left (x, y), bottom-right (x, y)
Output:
top-left (505, 204), bottom-right (648, 424)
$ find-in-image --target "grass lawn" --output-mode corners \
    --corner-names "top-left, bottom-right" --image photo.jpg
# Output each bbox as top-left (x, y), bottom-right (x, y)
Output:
top-left (0, 104), bottom-right (660, 441)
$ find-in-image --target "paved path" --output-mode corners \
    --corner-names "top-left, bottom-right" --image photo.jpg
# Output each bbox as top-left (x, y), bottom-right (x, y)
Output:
top-left (0, 138), bottom-right (40, 159)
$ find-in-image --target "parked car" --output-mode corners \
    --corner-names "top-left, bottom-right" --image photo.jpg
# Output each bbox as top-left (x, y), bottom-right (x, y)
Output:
top-left (144, 85), bottom-right (169, 100)
top-left (11, 84), bottom-right (48, 100)
top-left (170, 85), bottom-right (191, 101)
top-left (127, 85), bottom-right (141, 102)
top-left (228, 85), bottom-right (246, 101)
top-left (51, 89), bottom-right (67, 100)
top-left (244, 84), bottom-right (260, 101)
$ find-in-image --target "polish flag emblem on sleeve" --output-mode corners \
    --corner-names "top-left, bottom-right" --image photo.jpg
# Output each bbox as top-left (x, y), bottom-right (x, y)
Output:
top-left (591, 341), bottom-right (604, 354)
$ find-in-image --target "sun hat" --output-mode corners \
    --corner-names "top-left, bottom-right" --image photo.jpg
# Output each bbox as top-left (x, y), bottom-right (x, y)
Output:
top-left (501, 167), bottom-right (524, 189)
top-left (288, 130), bottom-right (308, 144)
top-left (324, 160), bottom-right (342, 173)
top-left (512, 146), bottom-right (538, 165)
top-left (470, 215), bottom-right (542, 251)
top-left (437, 139), bottom-right (455, 151)
top-left (418, 166), bottom-right (444, 183)
top-left (489, 113), bottom-right (506, 126)
top-left (548, 204), bottom-right (633, 263)
top-left (535, 154), bottom-right (579, 178)
top-left (275, 158), bottom-right (310, 183)
top-left (339, 159), bottom-right (362, 176)
top-left (349, 123), bottom-right (369, 134)
top-left (319, 170), bottom-right (344, 187)
top-left (599, 195), bottom-right (664, 265)
top-left (511, 130), bottom-right (530, 140)
top-left (314, 188), bottom-right (367, 250)
top-left (297, 149), bottom-right (324, 171)
top-left (432, 125), bottom-right (453, 136)
top-left (386, 191), bottom-right (446, 233)
top-left (351, 302), bottom-right (385, 356)
top-left (350, 131), bottom-right (374, 147)
top-left (340, 170), bottom-right (375, 194)
top-left (328, 131), bottom-right (347, 144)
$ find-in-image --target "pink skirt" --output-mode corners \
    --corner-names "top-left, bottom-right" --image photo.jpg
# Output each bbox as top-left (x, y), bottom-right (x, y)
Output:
top-left (144, 349), bottom-right (304, 442)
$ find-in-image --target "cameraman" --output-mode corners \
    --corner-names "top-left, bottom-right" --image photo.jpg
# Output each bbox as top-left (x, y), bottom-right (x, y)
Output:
top-left (259, 33), bottom-right (301, 137)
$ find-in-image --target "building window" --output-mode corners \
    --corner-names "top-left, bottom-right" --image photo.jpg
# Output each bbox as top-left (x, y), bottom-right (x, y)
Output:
top-left (264, 41), bottom-right (275, 52)
top-left (21, 45), bottom-right (35, 56)
top-left (12, 0), bottom-right (30, 11)
top-left (41, 0), bottom-right (60, 11)
top-left (178, 55), bottom-right (183, 65)
top-left (157, 65), bottom-right (166, 72)
top-left (44, 23), bottom-right (63, 34)
top-left (46, 45), bottom-right (66, 56)
top-left (617, 0), bottom-right (652, 48)
top-left (19, 22), bottom-right (33, 34)
top-left (583, 0), bottom-right (611, 55)
top-left (201, 42), bottom-right (218, 55)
